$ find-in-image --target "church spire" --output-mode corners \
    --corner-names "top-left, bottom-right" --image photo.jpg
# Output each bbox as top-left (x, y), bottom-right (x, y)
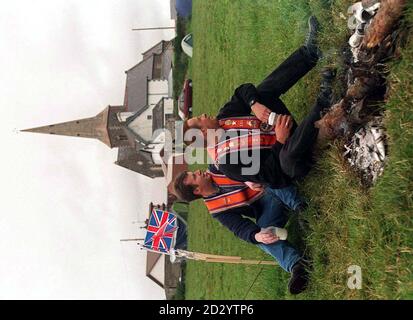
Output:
top-left (21, 106), bottom-right (114, 147)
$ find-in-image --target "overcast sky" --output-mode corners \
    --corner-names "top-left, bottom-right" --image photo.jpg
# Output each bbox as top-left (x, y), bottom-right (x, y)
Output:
top-left (0, 0), bottom-right (175, 299)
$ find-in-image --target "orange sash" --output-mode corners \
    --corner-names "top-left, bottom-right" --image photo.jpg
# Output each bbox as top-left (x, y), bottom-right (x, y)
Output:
top-left (219, 116), bottom-right (264, 130)
top-left (207, 170), bottom-right (245, 187)
top-left (219, 116), bottom-right (275, 131)
top-left (207, 132), bottom-right (277, 163)
top-left (204, 171), bottom-right (264, 214)
top-left (208, 117), bottom-right (277, 164)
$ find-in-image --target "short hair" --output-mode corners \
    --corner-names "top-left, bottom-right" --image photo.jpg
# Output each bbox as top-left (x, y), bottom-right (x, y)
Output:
top-left (173, 171), bottom-right (202, 202)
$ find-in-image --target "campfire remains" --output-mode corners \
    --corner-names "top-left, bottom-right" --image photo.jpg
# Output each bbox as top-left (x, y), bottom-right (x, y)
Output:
top-left (316, 0), bottom-right (408, 186)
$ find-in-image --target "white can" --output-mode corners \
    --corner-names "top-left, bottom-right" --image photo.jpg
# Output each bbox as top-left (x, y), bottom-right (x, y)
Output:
top-left (262, 226), bottom-right (288, 240)
top-left (268, 112), bottom-right (277, 126)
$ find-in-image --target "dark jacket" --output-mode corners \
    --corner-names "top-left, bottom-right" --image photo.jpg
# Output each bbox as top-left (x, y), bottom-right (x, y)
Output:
top-left (204, 164), bottom-right (261, 244)
top-left (215, 83), bottom-right (293, 188)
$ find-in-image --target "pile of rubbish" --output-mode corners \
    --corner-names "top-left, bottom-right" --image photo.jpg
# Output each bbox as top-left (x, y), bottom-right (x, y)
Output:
top-left (343, 117), bottom-right (386, 185)
top-left (317, 0), bottom-right (407, 186)
top-left (345, 0), bottom-right (385, 186)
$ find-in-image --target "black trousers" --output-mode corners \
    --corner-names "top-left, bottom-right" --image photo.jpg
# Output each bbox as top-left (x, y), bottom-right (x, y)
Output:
top-left (255, 45), bottom-right (317, 131)
top-left (254, 46), bottom-right (325, 181)
top-left (278, 95), bottom-right (328, 179)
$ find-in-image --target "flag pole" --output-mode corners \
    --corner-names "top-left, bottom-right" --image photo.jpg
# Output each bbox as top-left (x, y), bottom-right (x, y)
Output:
top-left (131, 27), bottom-right (175, 31)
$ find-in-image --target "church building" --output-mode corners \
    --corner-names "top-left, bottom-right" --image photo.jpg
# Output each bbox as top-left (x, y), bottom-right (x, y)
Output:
top-left (22, 40), bottom-right (176, 179)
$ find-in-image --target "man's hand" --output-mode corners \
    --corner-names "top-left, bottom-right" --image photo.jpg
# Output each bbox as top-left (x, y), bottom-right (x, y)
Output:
top-left (245, 181), bottom-right (264, 191)
top-left (254, 230), bottom-right (279, 244)
top-left (275, 114), bottom-right (293, 144)
top-left (251, 102), bottom-right (271, 123)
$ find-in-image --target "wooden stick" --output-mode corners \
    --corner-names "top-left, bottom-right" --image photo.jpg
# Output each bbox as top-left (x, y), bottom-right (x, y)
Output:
top-left (135, 247), bottom-right (277, 266)
top-left (204, 257), bottom-right (276, 265)
top-left (192, 252), bottom-right (241, 261)
top-left (176, 250), bottom-right (277, 266)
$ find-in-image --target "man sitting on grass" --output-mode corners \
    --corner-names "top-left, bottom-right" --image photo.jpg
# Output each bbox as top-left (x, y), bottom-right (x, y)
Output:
top-left (173, 165), bottom-right (310, 295)
top-left (183, 68), bottom-right (336, 189)
top-left (182, 16), bottom-right (336, 188)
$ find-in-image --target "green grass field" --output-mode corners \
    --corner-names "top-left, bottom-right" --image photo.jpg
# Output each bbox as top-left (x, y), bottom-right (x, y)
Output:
top-left (184, 0), bottom-right (413, 300)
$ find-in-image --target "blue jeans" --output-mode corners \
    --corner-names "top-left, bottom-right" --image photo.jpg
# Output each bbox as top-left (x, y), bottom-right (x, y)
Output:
top-left (252, 185), bottom-right (304, 272)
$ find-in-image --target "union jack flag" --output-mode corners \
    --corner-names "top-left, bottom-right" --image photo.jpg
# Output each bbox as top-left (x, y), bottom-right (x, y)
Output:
top-left (144, 209), bottom-right (178, 253)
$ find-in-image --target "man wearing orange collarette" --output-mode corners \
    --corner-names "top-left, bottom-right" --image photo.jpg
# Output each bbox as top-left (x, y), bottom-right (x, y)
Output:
top-left (173, 165), bottom-right (309, 295)
top-left (182, 16), bottom-right (336, 188)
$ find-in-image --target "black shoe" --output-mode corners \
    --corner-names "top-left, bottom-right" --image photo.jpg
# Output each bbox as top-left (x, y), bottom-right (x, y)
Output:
top-left (318, 68), bottom-right (337, 107)
top-left (298, 215), bottom-right (310, 233)
top-left (294, 203), bottom-right (310, 232)
top-left (320, 68), bottom-right (336, 89)
top-left (304, 15), bottom-right (322, 60)
top-left (295, 202), bottom-right (308, 213)
top-left (288, 260), bottom-right (310, 295)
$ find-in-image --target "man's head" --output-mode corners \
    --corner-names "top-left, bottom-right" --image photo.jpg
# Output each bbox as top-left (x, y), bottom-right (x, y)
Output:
top-left (183, 114), bottom-right (220, 144)
top-left (173, 169), bottom-right (217, 202)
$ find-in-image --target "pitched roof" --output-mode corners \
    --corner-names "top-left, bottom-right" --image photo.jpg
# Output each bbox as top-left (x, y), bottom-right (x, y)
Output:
top-left (116, 144), bottom-right (162, 177)
top-left (146, 252), bottom-right (164, 288)
top-left (124, 56), bottom-right (153, 113)
top-left (152, 98), bottom-right (165, 134)
top-left (123, 40), bottom-right (173, 113)
top-left (146, 251), bottom-right (162, 275)
top-left (142, 40), bottom-right (166, 59)
top-left (123, 106), bottom-right (152, 145)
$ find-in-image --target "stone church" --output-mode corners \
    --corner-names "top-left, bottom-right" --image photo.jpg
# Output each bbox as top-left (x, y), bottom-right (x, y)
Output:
top-left (23, 40), bottom-right (176, 179)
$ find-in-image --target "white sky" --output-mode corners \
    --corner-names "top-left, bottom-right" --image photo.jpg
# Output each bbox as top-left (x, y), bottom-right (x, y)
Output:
top-left (0, 0), bottom-right (176, 299)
